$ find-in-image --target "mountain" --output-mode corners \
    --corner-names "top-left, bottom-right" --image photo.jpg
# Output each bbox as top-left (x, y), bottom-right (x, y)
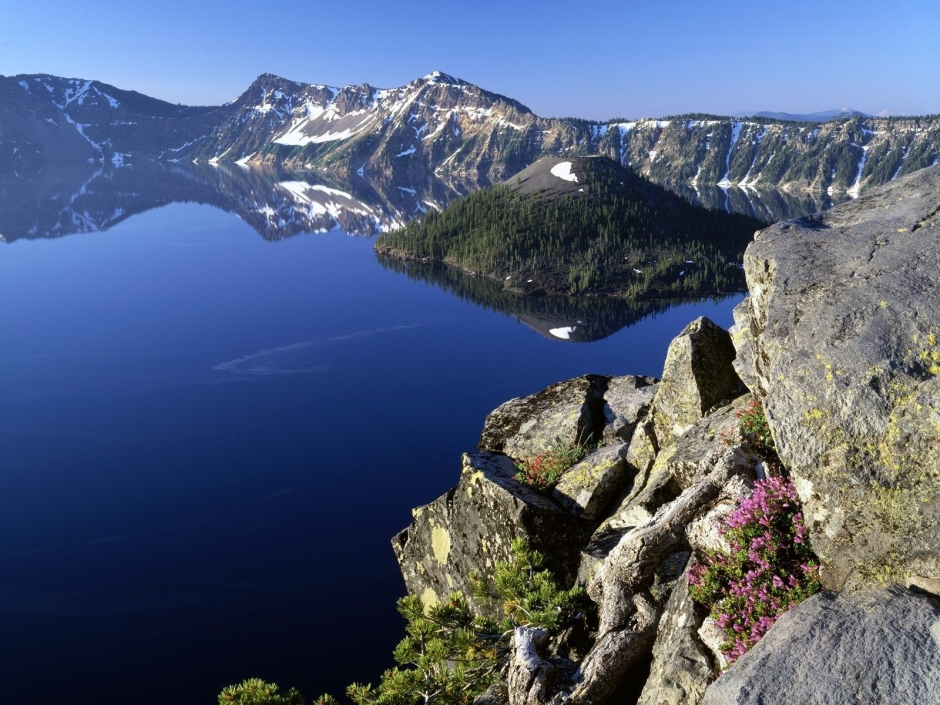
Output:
top-left (0, 74), bottom-right (230, 172)
top-left (375, 155), bottom-right (763, 297)
top-left (188, 71), bottom-right (594, 184)
top-left (734, 108), bottom-right (871, 122)
top-left (3, 72), bottom-right (939, 199)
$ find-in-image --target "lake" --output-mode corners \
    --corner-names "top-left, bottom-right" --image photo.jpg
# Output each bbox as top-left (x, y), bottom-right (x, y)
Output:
top-left (0, 166), bottom-right (751, 704)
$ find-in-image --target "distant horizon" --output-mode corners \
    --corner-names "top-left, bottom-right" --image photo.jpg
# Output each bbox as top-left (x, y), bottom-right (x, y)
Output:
top-left (2, 0), bottom-right (937, 120)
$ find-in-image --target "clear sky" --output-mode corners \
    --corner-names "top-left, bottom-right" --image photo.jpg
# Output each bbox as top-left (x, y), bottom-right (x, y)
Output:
top-left (1, 0), bottom-right (937, 120)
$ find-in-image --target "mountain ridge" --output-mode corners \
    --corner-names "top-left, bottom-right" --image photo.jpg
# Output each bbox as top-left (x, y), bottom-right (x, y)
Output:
top-left (3, 71), bottom-right (939, 199)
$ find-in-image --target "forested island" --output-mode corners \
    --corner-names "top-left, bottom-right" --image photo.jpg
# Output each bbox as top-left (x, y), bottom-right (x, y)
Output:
top-left (374, 156), bottom-right (765, 297)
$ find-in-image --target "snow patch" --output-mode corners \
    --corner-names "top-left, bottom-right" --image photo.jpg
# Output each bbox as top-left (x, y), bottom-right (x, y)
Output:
top-left (94, 87), bottom-right (120, 108)
top-left (396, 145), bottom-right (417, 157)
top-left (718, 121), bottom-right (743, 187)
top-left (550, 161), bottom-right (578, 182)
top-left (847, 145), bottom-right (870, 198)
top-left (274, 125), bottom-right (362, 146)
top-left (891, 144), bottom-right (912, 180)
top-left (549, 327), bottom-right (577, 340)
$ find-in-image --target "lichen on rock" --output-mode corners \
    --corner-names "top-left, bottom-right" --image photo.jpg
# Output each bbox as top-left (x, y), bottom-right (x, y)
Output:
top-left (745, 164), bottom-right (940, 589)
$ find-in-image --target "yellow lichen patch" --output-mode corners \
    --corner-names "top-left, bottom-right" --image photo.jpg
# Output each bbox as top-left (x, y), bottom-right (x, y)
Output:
top-left (858, 555), bottom-right (909, 585)
top-left (898, 228), bottom-right (909, 233)
top-left (465, 469), bottom-right (486, 498)
top-left (431, 525), bottom-right (451, 565)
top-left (420, 587), bottom-right (440, 611)
top-left (907, 333), bottom-right (940, 377)
top-left (563, 458), bottom-right (612, 486)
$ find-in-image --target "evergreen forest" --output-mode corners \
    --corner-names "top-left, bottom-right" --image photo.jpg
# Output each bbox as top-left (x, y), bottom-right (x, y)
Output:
top-left (375, 157), bottom-right (767, 298)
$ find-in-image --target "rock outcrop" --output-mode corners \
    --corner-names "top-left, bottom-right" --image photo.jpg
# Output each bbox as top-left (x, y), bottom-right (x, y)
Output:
top-left (577, 327), bottom-right (749, 585)
top-left (396, 311), bottom-right (761, 705)
top-left (552, 443), bottom-right (630, 521)
top-left (702, 586), bottom-right (940, 705)
top-left (392, 451), bottom-right (595, 617)
top-left (742, 164), bottom-right (940, 589)
top-left (651, 317), bottom-right (744, 449)
top-left (478, 375), bottom-right (612, 460)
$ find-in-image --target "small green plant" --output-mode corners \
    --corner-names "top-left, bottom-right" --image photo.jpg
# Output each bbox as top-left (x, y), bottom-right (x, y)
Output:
top-left (514, 438), bottom-right (589, 491)
top-left (309, 539), bottom-right (586, 705)
top-left (719, 398), bottom-right (777, 468)
top-left (735, 398), bottom-right (774, 454)
top-left (219, 678), bottom-right (305, 705)
top-left (688, 475), bottom-right (821, 664)
top-left (471, 537), bottom-right (588, 633)
top-left (345, 593), bottom-right (502, 705)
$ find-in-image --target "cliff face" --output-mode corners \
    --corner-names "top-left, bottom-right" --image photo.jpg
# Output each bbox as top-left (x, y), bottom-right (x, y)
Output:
top-left (209, 76), bottom-right (940, 196)
top-left (741, 164), bottom-right (940, 589)
top-left (593, 117), bottom-right (940, 195)
top-left (4, 72), bottom-right (939, 201)
top-left (393, 165), bottom-right (940, 705)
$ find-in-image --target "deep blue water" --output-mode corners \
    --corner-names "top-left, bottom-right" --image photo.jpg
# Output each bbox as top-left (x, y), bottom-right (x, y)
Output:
top-left (0, 199), bottom-right (741, 704)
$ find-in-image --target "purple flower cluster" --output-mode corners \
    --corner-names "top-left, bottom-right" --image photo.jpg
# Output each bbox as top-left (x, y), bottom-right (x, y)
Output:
top-left (688, 475), bottom-right (821, 664)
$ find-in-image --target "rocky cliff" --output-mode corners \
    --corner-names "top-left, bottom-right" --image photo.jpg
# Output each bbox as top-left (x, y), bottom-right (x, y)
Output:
top-left (392, 165), bottom-right (940, 704)
top-left (4, 72), bottom-right (939, 200)
top-left (195, 76), bottom-right (940, 197)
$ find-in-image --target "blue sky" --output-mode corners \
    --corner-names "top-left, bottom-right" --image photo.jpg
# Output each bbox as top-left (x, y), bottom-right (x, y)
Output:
top-left (1, 0), bottom-right (937, 119)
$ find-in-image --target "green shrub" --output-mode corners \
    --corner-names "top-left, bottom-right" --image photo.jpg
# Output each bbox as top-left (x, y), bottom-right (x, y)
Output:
top-left (307, 539), bottom-right (585, 705)
top-left (218, 678), bottom-right (305, 705)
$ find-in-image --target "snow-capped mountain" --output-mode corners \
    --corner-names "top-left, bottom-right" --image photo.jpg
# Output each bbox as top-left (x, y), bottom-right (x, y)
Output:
top-left (3, 71), bottom-right (939, 198)
top-left (187, 71), bottom-right (588, 184)
top-left (0, 74), bottom-right (229, 172)
top-left (188, 72), bottom-right (940, 195)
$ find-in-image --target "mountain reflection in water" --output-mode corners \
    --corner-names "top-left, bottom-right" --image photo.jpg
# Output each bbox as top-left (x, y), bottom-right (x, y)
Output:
top-left (1, 162), bottom-right (844, 245)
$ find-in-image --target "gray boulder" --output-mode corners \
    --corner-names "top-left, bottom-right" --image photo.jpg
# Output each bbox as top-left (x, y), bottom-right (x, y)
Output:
top-left (478, 375), bottom-right (609, 460)
top-left (601, 375), bottom-right (658, 444)
top-left (745, 165), bottom-right (940, 588)
top-left (637, 567), bottom-right (716, 705)
top-left (392, 452), bottom-right (595, 618)
top-left (553, 443), bottom-right (630, 520)
top-left (650, 317), bottom-right (744, 449)
top-left (702, 587), bottom-right (940, 705)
